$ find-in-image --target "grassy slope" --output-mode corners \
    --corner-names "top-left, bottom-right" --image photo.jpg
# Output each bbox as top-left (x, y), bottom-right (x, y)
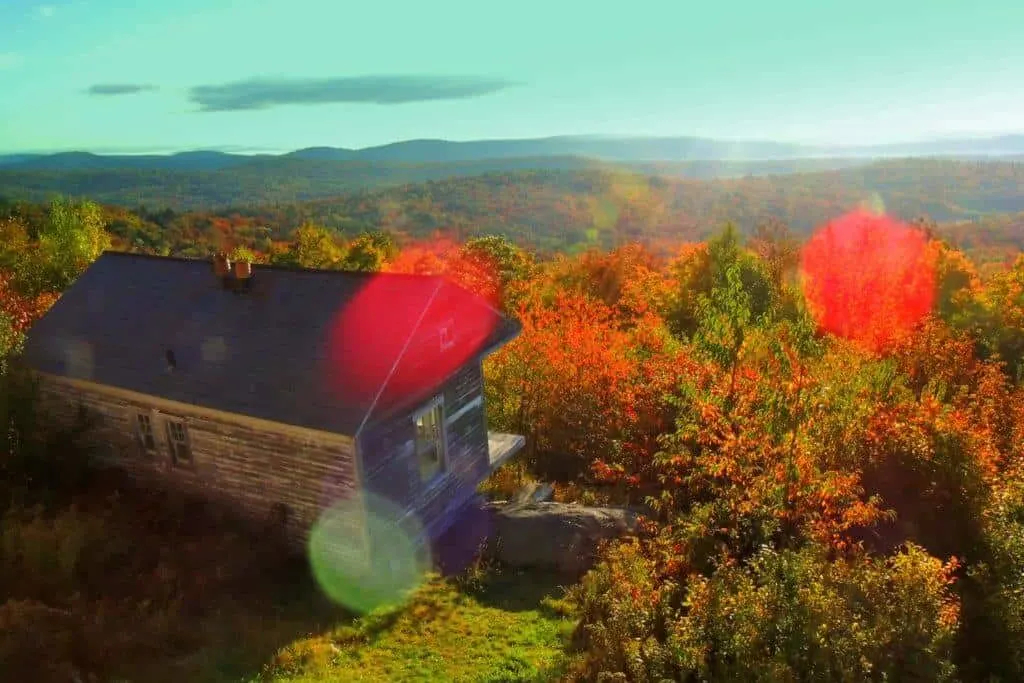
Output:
top-left (0, 470), bottom-right (574, 683)
top-left (261, 572), bottom-right (575, 683)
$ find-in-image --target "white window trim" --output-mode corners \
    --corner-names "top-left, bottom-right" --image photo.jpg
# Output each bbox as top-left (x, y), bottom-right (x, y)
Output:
top-left (165, 418), bottom-right (194, 468)
top-left (445, 395), bottom-right (483, 426)
top-left (413, 395), bottom-right (448, 488)
top-left (135, 410), bottom-right (158, 454)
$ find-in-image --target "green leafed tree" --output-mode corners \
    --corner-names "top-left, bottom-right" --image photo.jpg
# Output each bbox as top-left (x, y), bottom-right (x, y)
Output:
top-left (275, 222), bottom-right (342, 269)
top-left (339, 233), bottom-right (387, 272)
top-left (12, 197), bottom-right (111, 296)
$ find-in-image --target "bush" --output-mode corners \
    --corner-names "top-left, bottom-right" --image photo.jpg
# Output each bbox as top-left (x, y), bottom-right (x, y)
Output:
top-left (569, 539), bottom-right (960, 682)
top-left (0, 503), bottom-right (116, 602)
top-left (0, 598), bottom-right (99, 682)
top-left (956, 474), bottom-right (1024, 681)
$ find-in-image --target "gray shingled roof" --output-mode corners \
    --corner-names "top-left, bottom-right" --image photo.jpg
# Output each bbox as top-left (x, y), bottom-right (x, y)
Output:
top-left (22, 252), bottom-right (520, 436)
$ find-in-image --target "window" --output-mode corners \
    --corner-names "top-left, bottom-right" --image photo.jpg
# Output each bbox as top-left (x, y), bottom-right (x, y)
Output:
top-left (414, 399), bottom-right (446, 484)
top-left (165, 420), bottom-right (193, 467)
top-left (136, 413), bottom-right (156, 452)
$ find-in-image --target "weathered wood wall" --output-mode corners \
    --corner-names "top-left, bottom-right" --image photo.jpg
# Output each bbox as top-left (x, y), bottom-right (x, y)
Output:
top-left (37, 374), bottom-right (366, 561)
top-left (359, 359), bottom-right (490, 548)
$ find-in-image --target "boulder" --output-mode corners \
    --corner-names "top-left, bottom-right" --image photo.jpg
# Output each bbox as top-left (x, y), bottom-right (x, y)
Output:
top-left (482, 501), bottom-right (640, 576)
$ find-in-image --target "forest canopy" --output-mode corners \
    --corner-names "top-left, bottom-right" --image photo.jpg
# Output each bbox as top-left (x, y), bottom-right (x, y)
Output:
top-left (3, 196), bottom-right (1024, 681)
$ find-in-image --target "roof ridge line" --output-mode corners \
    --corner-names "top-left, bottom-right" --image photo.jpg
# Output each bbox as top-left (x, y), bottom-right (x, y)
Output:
top-left (352, 278), bottom-right (445, 439)
top-left (98, 250), bottom-right (446, 280)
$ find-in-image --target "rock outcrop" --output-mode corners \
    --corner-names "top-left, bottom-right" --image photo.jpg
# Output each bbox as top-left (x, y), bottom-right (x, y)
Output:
top-left (482, 501), bottom-right (640, 576)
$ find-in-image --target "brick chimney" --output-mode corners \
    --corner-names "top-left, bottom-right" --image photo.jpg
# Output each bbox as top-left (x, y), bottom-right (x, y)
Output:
top-left (213, 252), bottom-right (231, 288)
top-left (213, 252), bottom-right (255, 292)
top-left (234, 259), bottom-right (252, 280)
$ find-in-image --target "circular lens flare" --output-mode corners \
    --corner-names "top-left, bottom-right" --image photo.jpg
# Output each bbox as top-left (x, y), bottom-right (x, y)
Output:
top-left (308, 492), bottom-right (430, 614)
top-left (800, 208), bottom-right (936, 353)
top-left (327, 272), bottom-right (499, 411)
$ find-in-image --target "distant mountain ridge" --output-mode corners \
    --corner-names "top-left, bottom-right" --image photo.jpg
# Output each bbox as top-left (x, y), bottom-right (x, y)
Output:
top-left (3, 133), bottom-right (1024, 171)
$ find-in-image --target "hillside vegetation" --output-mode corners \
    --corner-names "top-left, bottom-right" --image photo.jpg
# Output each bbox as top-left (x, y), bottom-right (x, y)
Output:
top-left (3, 197), bottom-right (1024, 681)
top-left (1, 157), bottom-right (1020, 225)
top-left (267, 159), bottom-right (1023, 249)
top-left (5, 158), bottom-right (1023, 260)
top-left (0, 156), bottom-right (879, 210)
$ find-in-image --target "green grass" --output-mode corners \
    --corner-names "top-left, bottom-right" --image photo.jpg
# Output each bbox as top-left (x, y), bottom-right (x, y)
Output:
top-left (257, 569), bottom-right (577, 683)
top-left (0, 474), bottom-right (578, 682)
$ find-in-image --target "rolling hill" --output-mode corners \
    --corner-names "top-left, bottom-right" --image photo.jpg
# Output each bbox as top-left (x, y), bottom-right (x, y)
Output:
top-left (248, 158), bottom-right (1024, 248)
top-left (0, 156), bottom-right (880, 210)
top-left (51, 158), bottom-right (1019, 258)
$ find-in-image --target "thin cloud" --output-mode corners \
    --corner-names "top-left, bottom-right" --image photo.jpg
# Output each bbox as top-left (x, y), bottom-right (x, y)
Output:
top-left (37, 5), bottom-right (56, 18)
top-left (86, 83), bottom-right (159, 96)
top-left (188, 74), bottom-right (519, 112)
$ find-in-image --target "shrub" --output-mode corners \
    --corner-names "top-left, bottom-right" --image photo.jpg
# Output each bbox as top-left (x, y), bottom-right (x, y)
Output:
top-left (569, 539), bottom-right (960, 682)
top-left (0, 504), bottom-right (115, 602)
top-left (956, 473), bottom-right (1024, 681)
top-left (0, 598), bottom-right (100, 682)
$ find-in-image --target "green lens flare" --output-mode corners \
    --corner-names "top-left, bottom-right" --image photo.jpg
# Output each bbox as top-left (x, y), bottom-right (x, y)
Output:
top-left (307, 493), bottom-right (431, 613)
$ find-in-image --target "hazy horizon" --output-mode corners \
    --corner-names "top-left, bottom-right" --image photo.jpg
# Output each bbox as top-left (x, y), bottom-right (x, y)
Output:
top-left (2, 0), bottom-right (1022, 155)
top-left (4, 130), bottom-right (1024, 158)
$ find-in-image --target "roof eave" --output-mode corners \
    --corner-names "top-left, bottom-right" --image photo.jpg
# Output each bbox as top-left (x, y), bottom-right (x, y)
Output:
top-left (478, 319), bottom-right (522, 360)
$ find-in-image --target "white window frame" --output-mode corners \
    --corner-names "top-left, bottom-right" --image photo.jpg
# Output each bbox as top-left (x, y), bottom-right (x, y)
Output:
top-left (413, 396), bottom-right (447, 486)
top-left (135, 412), bottom-right (157, 453)
top-left (165, 419), bottom-right (193, 468)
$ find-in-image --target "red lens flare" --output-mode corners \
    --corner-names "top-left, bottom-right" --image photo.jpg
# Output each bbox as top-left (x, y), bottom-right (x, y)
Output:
top-left (327, 271), bottom-right (500, 418)
top-left (800, 208), bottom-right (937, 353)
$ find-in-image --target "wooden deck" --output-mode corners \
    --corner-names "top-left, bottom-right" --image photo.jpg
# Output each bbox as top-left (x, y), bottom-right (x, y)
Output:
top-left (487, 431), bottom-right (525, 471)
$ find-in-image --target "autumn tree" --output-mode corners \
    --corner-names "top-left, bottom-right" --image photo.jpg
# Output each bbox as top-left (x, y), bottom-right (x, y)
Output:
top-left (339, 232), bottom-right (389, 272)
top-left (274, 222), bottom-right (343, 269)
top-left (970, 255), bottom-right (1024, 382)
top-left (9, 198), bottom-right (111, 297)
top-left (664, 225), bottom-right (774, 340)
top-left (749, 216), bottom-right (800, 289)
top-left (459, 235), bottom-right (533, 312)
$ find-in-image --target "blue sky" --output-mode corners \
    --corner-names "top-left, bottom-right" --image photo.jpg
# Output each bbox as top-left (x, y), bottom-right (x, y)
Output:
top-left (1, 0), bottom-right (1022, 154)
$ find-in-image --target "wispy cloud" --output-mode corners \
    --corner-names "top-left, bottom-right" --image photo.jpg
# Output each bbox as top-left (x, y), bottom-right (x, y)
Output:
top-left (86, 83), bottom-right (158, 96)
top-left (0, 53), bottom-right (23, 70)
top-left (37, 5), bottom-right (56, 18)
top-left (188, 74), bottom-right (519, 112)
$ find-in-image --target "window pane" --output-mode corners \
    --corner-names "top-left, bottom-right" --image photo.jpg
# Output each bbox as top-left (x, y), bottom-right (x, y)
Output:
top-left (415, 401), bottom-right (445, 483)
top-left (137, 413), bottom-right (155, 451)
top-left (166, 421), bottom-right (192, 465)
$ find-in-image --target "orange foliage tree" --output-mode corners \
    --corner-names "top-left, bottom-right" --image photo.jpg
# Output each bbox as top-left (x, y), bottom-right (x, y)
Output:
top-left (485, 287), bottom-right (682, 485)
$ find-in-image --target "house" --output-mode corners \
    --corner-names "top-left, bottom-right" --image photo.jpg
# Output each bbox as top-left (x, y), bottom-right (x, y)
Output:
top-left (21, 251), bottom-right (525, 571)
